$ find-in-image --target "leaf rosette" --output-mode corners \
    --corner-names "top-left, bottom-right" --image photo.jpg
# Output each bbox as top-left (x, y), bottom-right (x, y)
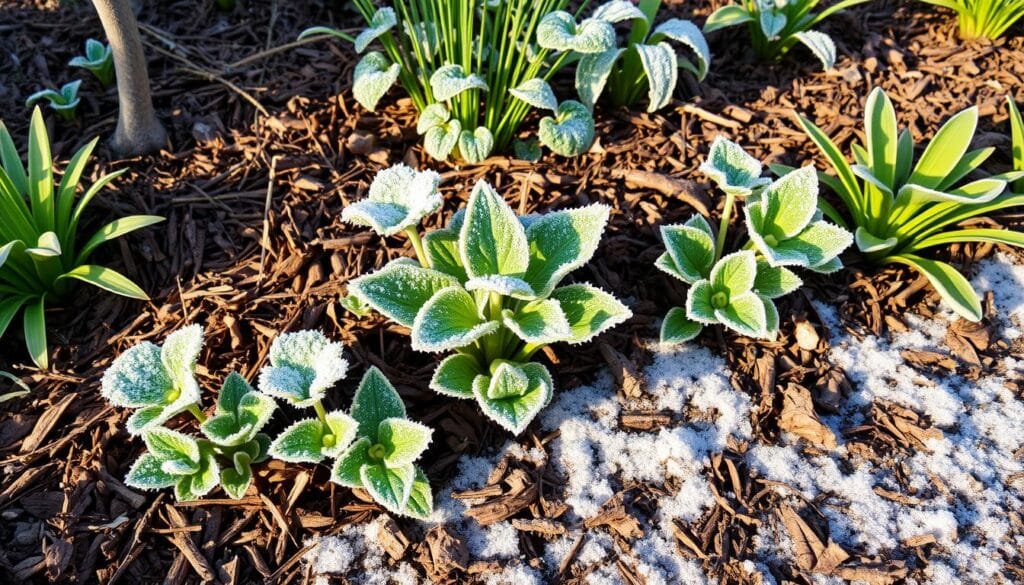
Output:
top-left (341, 164), bottom-right (442, 236)
top-left (257, 330), bottom-right (349, 408)
top-left (125, 427), bottom-right (221, 502)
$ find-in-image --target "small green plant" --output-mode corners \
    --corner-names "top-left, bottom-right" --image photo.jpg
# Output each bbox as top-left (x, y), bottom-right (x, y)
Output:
top-left (658, 137), bottom-right (852, 343)
top-left (343, 165), bottom-right (632, 434)
top-left (69, 39), bottom-right (115, 88)
top-left (541, 0), bottom-right (710, 112)
top-left (1009, 97), bottom-right (1024, 194)
top-left (703, 0), bottom-right (869, 70)
top-left (215, 0), bottom-right (236, 10)
top-left (920, 0), bottom-right (1024, 39)
top-left (102, 327), bottom-right (434, 517)
top-left (25, 81), bottom-right (83, 121)
top-left (794, 87), bottom-right (1024, 322)
top-left (299, 0), bottom-right (596, 162)
top-left (0, 108), bottom-right (164, 368)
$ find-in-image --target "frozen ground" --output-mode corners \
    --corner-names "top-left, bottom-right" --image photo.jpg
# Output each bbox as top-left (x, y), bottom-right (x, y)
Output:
top-left (308, 254), bottom-right (1024, 584)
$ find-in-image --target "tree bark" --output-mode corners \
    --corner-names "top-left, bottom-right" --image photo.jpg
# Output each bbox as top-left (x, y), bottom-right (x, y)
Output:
top-left (91, 0), bottom-right (167, 156)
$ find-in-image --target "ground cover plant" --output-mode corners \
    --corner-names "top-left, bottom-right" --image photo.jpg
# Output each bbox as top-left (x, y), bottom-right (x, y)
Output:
top-left (342, 164), bottom-right (631, 434)
top-left (0, 108), bottom-right (163, 368)
top-left (795, 87), bottom-right (1024, 322)
top-left (657, 137), bottom-right (853, 343)
top-left (24, 81), bottom-right (82, 121)
top-left (68, 38), bottom-right (115, 88)
top-left (920, 0), bottom-right (1024, 39)
top-left (703, 0), bottom-right (870, 70)
top-left (101, 326), bottom-right (434, 517)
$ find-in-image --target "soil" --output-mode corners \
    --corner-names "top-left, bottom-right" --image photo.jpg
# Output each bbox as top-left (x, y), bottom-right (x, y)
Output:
top-left (0, 0), bottom-right (1022, 583)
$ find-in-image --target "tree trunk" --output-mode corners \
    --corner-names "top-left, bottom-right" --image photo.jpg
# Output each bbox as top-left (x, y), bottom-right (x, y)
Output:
top-left (91, 0), bottom-right (167, 156)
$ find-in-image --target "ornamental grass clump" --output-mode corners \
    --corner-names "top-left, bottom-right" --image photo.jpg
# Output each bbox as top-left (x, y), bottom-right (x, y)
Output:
top-left (795, 87), bottom-right (1024, 322)
top-left (657, 137), bottom-right (853, 343)
top-left (69, 39), bottom-right (115, 88)
top-left (703, 0), bottom-right (869, 70)
top-left (343, 165), bottom-right (632, 435)
top-left (0, 108), bottom-right (163, 368)
top-left (920, 0), bottom-right (1024, 40)
top-left (540, 0), bottom-right (710, 113)
top-left (301, 0), bottom-right (597, 162)
top-left (101, 327), bottom-right (434, 518)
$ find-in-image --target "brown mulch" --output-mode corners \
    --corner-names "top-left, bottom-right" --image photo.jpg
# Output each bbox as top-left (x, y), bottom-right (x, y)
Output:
top-left (0, 0), bottom-right (1023, 583)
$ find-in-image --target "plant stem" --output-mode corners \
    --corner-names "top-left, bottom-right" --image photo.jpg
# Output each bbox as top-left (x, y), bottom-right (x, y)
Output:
top-left (187, 404), bottom-right (207, 423)
top-left (715, 192), bottom-right (736, 261)
top-left (511, 342), bottom-right (543, 362)
top-left (313, 401), bottom-right (329, 425)
top-left (405, 227), bottom-right (430, 268)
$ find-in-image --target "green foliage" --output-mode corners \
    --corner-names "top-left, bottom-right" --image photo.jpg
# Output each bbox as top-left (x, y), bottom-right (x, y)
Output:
top-left (300, 0), bottom-right (594, 161)
top-left (920, 0), bottom-right (1024, 39)
top-left (345, 166), bottom-right (631, 435)
top-left (555, 0), bottom-right (710, 112)
top-left (68, 39), bottom-right (115, 88)
top-left (657, 138), bottom-right (852, 343)
top-left (794, 87), bottom-right (1024, 322)
top-left (0, 108), bottom-right (163, 368)
top-left (25, 81), bottom-right (83, 121)
top-left (703, 0), bottom-right (870, 70)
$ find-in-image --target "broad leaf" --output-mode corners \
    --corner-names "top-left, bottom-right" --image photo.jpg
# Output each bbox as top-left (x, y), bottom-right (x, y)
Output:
top-left (464, 275), bottom-right (535, 298)
top-left (635, 42), bottom-right (678, 113)
top-left (460, 181), bottom-right (530, 278)
top-left (144, 427), bottom-right (200, 466)
top-left (458, 127), bottom-right (494, 164)
top-left (510, 78), bottom-right (558, 112)
top-left (342, 164), bottom-right (442, 236)
top-left (200, 372), bottom-right (276, 447)
top-left (219, 451), bottom-right (254, 500)
top-left (760, 221), bottom-right (853, 268)
top-left (361, 462), bottom-right (416, 514)
top-left (549, 283), bottom-right (632, 344)
top-left (350, 367), bottom-right (406, 442)
top-left (268, 411), bottom-right (357, 463)
top-left (503, 299), bottom-right (572, 344)
top-left (759, 11), bottom-right (787, 39)
top-left (538, 100), bottom-right (595, 157)
top-left (411, 286), bottom-right (499, 352)
top-left (331, 437), bottom-right (371, 488)
top-left (257, 330), bottom-right (348, 407)
top-left (354, 7), bottom-right (397, 53)
top-left (752, 262), bottom-right (802, 299)
top-left (794, 31), bottom-right (836, 70)
top-left (576, 49), bottom-right (624, 109)
top-left (716, 290), bottom-right (768, 338)
top-left (377, 418), bottom-right (432, 467)
top-left (402, 467), bottom-right (434, 519)
top-left (854, 227), bottom-right (898, 254)
top-left (424, 119), bottom-right (462, 161)
top-left (430, 353), bottom-right (483, 398)
top-left (650, 19), bottom-right (711, 81)
top-left (703, 5), bottom-right (755, 33)
top-left (591, 0), bottom-right (647, 23)
top-left (125, 453), bottom-right (177, 490)
top-left (537, 12), bottom-right (616, 54)
top-left (661, 306), bottom-right (702, 344)
top-left (349, 261), bottom-right (459, 327)
top-left (474, 362), bottom-right (552, 435)
top-left (486, 362), bottom-right (531, 400)
top-left (353, 52), bottom-right (401, 111)
top-left (430, 65), bottom-right (488, 102)
top-left (660, 222), bottom-right (715, 283)
top-left (700, 137), bottom-right (770, 196)
top-left (423, 228), bottom-right (468, 282)
top-left (522, 204), bottom-right (610, 297)
top-left (711, 251), bottom-right (757, 296)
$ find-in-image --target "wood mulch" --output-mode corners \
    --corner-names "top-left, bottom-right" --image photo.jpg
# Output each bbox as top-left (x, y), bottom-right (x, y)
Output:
top-left (0, 0), bottom-right (1022, 583)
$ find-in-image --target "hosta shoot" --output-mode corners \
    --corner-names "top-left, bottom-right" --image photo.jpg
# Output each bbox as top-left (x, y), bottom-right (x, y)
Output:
top-left (793, 87), bottom-right (1024, 321)
top-left (543, 0), bottom-right (710, 112)
top-left (920, 0), bottom-right (1024, 40)
top-left (703, 0), bottom-right (870, 70)
top-left (299, 0), bottom-right (596, 162)
top-left (658, 137), bottom-right (852, 343)
top-left (0, 108), bottom-right (164, 368)
top-left (68, 39), bottom-right (115, 88)
top-left (25, 81), bottom-right (83, 121)
top-left (344, 165), bottom-right (632, 435)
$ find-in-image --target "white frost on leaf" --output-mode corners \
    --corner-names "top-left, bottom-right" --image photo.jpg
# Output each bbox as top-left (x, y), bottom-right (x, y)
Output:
top-left (538, 100), bottom-right (595, 157)
top-left (509, 78), bottom-right (558, 112)
top-left (341, 164), bottom-right (442, 236)
top-left (430, 64), bottom-right (488, 102)
top-left (352, 52), bottom-right (401, 112)
top-left (536, 12), bottom-right (616, 54)
top-left (354, 7), bottom-right (397, 54)
top-left (794, 30), bottom-right (837, 70)
top-left (699, 136), bottom-right (771, 197)
top-left (257, 330), bottom-right (348, 408)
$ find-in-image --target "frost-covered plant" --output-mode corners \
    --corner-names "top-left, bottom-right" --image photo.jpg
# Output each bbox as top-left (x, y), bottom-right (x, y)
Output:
top-left (299, 0), bottom-right (595, 162)
top-left (69, 39), bottom-right (115, 88)
top-left (25, 81), bottom-right (83, 121)
top-left (920, 0), bottom-right (1024, 39)
top-left (794, 87), bottom-right (1024, 322)
top-left (658, 137), bottom-right (852, 343)
top-left (703, 0), bottom-right (869, 70)
top-left (344, 166), bottom-right (632, 434)
top-left (0, 108), bottom-right (163, 368)
top-left (543, 0), bottom-right (710, 113)
top-left (1009, 97), bottom-right (1024, 195)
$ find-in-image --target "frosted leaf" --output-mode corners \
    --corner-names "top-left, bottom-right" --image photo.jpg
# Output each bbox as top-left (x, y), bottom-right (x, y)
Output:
top-left (487, 362), bottom-right (530, 399)
top-left (416, 103), bottom-right (450, 135)
top-left (590, 0), bottom-right (647, 24)
top-left (377, 418), bottom-right (432, 467)
top-left (699, 136), bottom-right (770, 197)
top-left (514, 138), bottom-right (542, 162)
top-left (331, 437), bottom-right (371, 488)
top-left (685, 214), bottom-right (714, 237)
top-left (354, 7), bottom-right (397, 53)
top-left (759, 10), bottom-right (787, 39)
top-left (538, 100), bottom-right (595, 157)
top-left (660, 222), bottom-right (715, 284)
top-left (402, 467), bottom-right (434, 519)
top-left (703, 4), bottom-right (755, 33)
top-left (219, 451), bottom-right (254, 500)
top-left (686, 280), bottom-right (718, 324)
top-left (549, 283), bottom-right (632, 344)
top-left (752, 262), bottom-right (802, 299)
top-left (144, 427), bottom-right (200, 465)
top-left (102, 343), bottom-right (173, 408)
top-left (650, 19), bottom-right (711, 81)
top-left (854, 227), bottom-right (898, 254)
top-left (161, 325), bottom-right (204, 391)
top-left (635, 42), bottom-right (678, 113)
top-left (430, 353), bottom-right (483, 398)
top-left (423, 228), bottom-right (468, 282)
top-left (756, 220), bottom-right (852, 268)
top-left (746, 165), bottom-right (819, 240)
top-left (661, 306), bottom-right (702, 344)
top-left (711, 251), bottom-right (758, 295)
top-left (536, 12), bottom-right (616, 54)
top-left (430, 64), bottom-right (488, 102)
top-left (762, 295), bottom-right (779, 336)
top-left (457, 127), bottom-right (494, 163)
top-left (173, 446), bottom-right (220, 501)
top-left (410, 286), bottom-right (500, 352)
top-left (200, 372), bottom-right (276, 447)
top-left (342, 164), bottom-right (442, 235)
top-left (126, 429), bottom-right (220, 501)
top-left (716, 290), bottom-right (768, 338)
top-left (257, 330), bottom-right (348, 407)
top-left (459, 180), bottom-right (530, 279)
top-left (424, 118), bottom-right (461, 161)
top-left (360, 462), bottom-right (415, 514)
top-left (404, 20), bottom-right (440, 57)
top-left (349, 261), bottom-right (460, 327)
top-left (124, 453), bottom-right (177, 490)
top-left (473, 362), bottom-right (553, 435)
top-left (807, 256), bottom-right (844, 274)
top-left (465, 275), bottom-right (536, 298)
top-left (510, 78), bottom-right (558, 112)
top-left (502, 299), bottom-right (573, 344)
top-left (794, 30), bottom-right (836, 70)
top-left (353, 52), bottom-right (401, 111)
top-left (268, 411), bottom-right (357, 463)
top-left (575, 48), bottom-right (623, 109)
top-left (350, 367), bottom-right (406, 443)
top-left (68, 38), bottom-right (111, 67)
top-left (522, 204), bottom-right (610, 297)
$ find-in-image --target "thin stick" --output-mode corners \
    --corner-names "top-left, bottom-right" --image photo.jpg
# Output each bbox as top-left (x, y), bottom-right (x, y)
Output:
top-left (258, 156), bottom-right (279, 290)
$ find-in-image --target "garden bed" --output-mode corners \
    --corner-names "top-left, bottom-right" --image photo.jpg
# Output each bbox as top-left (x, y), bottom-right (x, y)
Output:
top-left (0, 0), bottom-right (1022, 583)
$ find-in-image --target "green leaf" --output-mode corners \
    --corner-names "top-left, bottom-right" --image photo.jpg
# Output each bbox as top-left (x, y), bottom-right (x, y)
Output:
top-left (908, 106), bottom-right (979, 190)
top-left (864, 87), bottom-right (899, 188)
top-left (173, 446), bottom-right (220, 501)
top-left (502, 299), bottom-right (572, 344)
top-left (354, 7), bottom-right (397, 53)
top-left (411, 286), bottom-right (499, 352)
top-left (1009, 97), bottom-right (1024, 192)
top-left (703, 5), bottom-right (755, 33)
top-left (76, 215), bottom-right (164, 263)
top-left (522, 204), bottom-right (610, 297)
top-left (124, 453), bottom-right (178, 490)
top-left (201, 373), bottom-right (276, 446)
top-left (219, 451), bottom-right (254, 500)
top-left (796, 114), bottom-right (864, 225)
top-left (0, 295), bottom-right (29, 342)
top-left (660, 222), bottom-right (715, 283)
top-left (331, 437), bottom-right (371, 488)
top-left (377, 418), bottom-right (432, 467)
top-left (699, 137), bottom-right (769, 197)
top-left (57, 265), bottom-right (149, 299)
top-left (459, 180), bottom-right (530, 279)
top-left (350, 260), bottom-right (459, 327)
top-left (23, 296), bottom-right (47, 369)
top-left (749, 166), bottom-right (820, 240)
top-left (144, 427), bottom-right (200, 465)
top-left (55, 138), bottom-right (97, 238)
top-left (591, 1), bottom-right (646, 23)
top-left (759, 10), bottom-right (786, 38)
top-left (686, 280), bottom-right (718, 324)
top-left (474, 362), bottom-right (553, 435)
top-left (549, 283), bottom-right (632, 344)
top-left (341, 165), bottom-right (442, 236)
top-left (762, 296), bottom-right (780, 336)
top-left (360, 462), bottom-right (416, 514)
top-left (430, 64), bottom-right (488, 102)
top-left (457, 127), bottom-right (494, 164)
top-left (716, 291), bottom-right (768, 338)
top-left (429, 353), bottom-right (483, 399)
top-left (711, 251), bottom-right (757, 296)
top-left (424, 118), bottom-right (462, 161)
top-left (160, 325), bottom-right (204, 393)
top-left (538, 100), bottom-right (595, 157)
top-left (635, 42), bottom-right (678, 113)
top-left (464, 274), bottom-right (535, 298)
top-left (913, 228), bottom-right (1024, 251)
top-left (27, 107), bottom-right (54, 232)
top-left (0, 119), bottom-right (28, 195)
top-left (101, 342), bottom-right (173, 408)
top-left (353, 52), bottom-right (401, 112)
top-left (794, 31), bottom-right (836, 70)
top-left (514, 139), bottom-right (542, 162)
top-left (486, 362), bottom-right (530, 400)
top-left (576, 49), bottom-right (624, 109)
top-left (896, 178), bottom-right (1005, 206)
top-left (854, 226), bottom-right (898, 254)
top-left (650, 19), bottom-right (711, 81)
top-left (268, 412), bottom-right (357, 463)
top-left (350, 367), bottom-right (406, 443)
top-left (885, 254), bottom-right (982, 322)
top-left (753, 262), bottom-right (802, 299)
top-left (661, 306), bottom-right (702, 344)
top-left (537, 11), bottom-right (616, 54)
top-left (760, 221), bottom-right (853, 268)
top-left (510, 78), bottom-right (558, 112)
top-left (423, 229), bottom-right (468, 281)
top-left (402, 467), bottom-right (434, 519)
